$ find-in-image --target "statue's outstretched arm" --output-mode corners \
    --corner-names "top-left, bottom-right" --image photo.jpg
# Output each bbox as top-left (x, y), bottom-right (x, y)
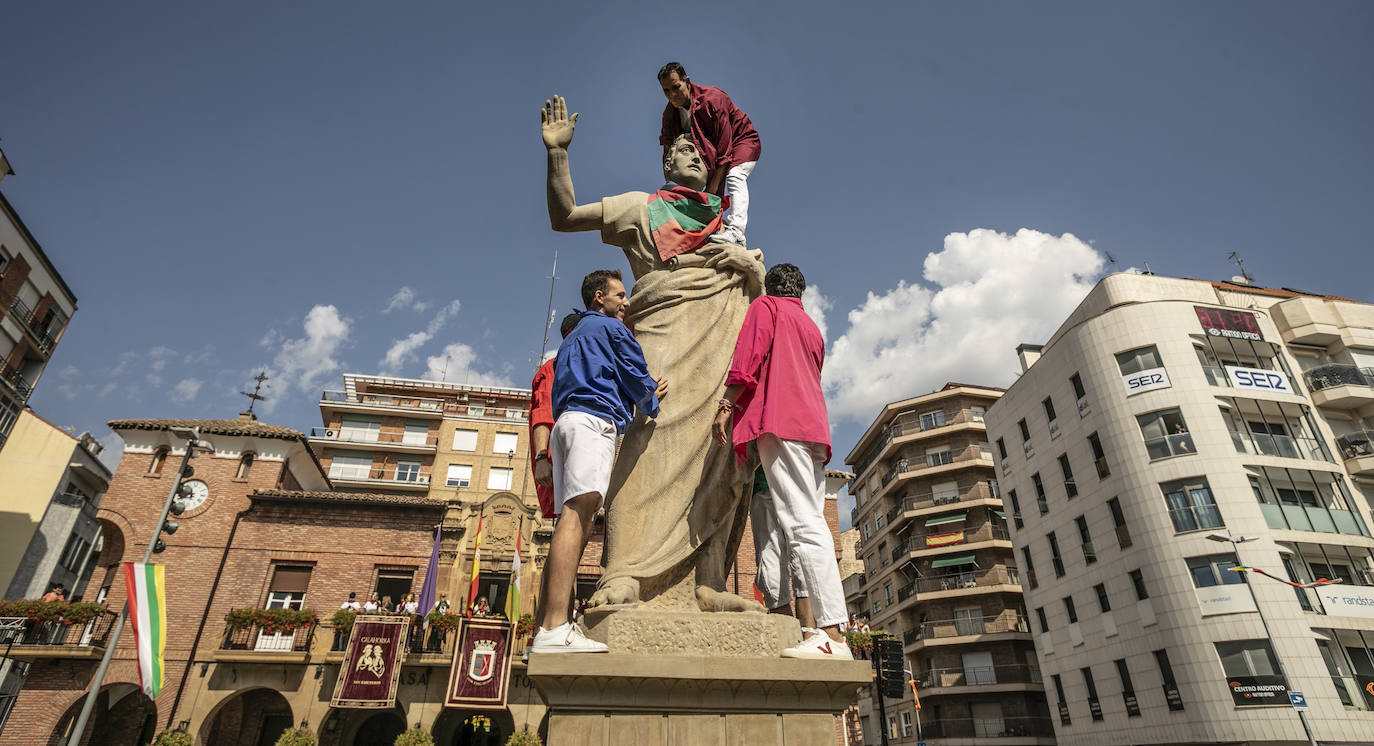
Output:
top-left (542, 96), bottom-right (602, 233)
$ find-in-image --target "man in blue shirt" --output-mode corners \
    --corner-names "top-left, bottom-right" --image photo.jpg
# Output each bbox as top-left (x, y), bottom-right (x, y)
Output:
top-left (530, 269), bottom-right (667, 653)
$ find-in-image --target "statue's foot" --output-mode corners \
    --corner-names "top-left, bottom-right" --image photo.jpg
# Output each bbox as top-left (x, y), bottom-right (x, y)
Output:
top-left (695, 585), bottom-right (766, 613)
top-left (589, 578), bottom-right (639, 608)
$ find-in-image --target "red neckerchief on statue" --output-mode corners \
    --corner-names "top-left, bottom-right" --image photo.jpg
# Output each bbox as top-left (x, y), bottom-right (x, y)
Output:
top-left (646, 183), bottom-right (729, 262)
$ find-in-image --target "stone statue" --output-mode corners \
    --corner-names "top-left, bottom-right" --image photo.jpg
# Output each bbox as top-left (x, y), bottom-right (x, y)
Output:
top-left (541, 95), bottom-right (765, 613)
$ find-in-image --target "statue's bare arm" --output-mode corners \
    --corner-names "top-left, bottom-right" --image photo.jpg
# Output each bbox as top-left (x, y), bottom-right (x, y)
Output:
top-left (542, 96), bottom-right (603, 232)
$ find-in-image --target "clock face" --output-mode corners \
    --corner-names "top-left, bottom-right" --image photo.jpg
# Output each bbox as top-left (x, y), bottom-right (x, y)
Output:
top-left (178, 479), bottom-right (209, 511)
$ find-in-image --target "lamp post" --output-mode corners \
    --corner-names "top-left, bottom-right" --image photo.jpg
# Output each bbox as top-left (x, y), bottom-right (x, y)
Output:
top-left (66, 427), bottom-right (213, 746)
top-left (1206, 532), bottom-right (1318, 746)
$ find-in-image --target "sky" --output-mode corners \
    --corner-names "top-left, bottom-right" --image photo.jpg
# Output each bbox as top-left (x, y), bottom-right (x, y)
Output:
top-left (4, 1), bottom-right (1372, 529)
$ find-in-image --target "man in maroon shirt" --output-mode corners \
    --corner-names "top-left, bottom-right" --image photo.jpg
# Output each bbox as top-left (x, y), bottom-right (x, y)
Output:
top-left (658, 62), bottom-right (761, 248)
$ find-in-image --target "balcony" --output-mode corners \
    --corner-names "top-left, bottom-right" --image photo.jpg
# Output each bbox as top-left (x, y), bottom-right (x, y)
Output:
top-left (1144, 432), bottom-right (1196, 460)
top-left (909, 613), bottom-right (1030, 647)
top-left (445, 402), bottom-right (530, 421)
top-left (919, 716), bottom-right (1056, 739)
top-left (0, 611), bottom-right (119, 660)
top-left (217, 618), bottom-right (316, 662)
top-left (0, 364), bottom-right (34, 399)
top-left (1305, 364), bottom-right (1374, 410)
top-left (328, 465), bottom-right (432, 491)
top-left (896, 524), bottom-right (1011, 559)
top-left (878, 448), bottom-right (996, 495)
top-left (916, 663), bottom-right (1043, 692)
top-left (309, 427), bottom-right (438, 453)
top-left (853, 408), bottom-right (988, 481)
top-left (1233, 432), bottom-right (1330, 463)
top-left (889, 483), bottom-right (1001, 528)
top-left (902, 567), bottom-right (1021, 601)
top-left (321, 389), bottom-right (446, 418)
top-left (8, 297), bottom-right (59, 354)
top-left (1336, 431), bottom-right (1374, 475)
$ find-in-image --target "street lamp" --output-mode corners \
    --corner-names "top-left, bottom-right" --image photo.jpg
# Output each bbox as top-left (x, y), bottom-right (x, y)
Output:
top-left (1206, 532), bottom-right (1318, 746)
top-left (66, 428), bottom-right (214, 745)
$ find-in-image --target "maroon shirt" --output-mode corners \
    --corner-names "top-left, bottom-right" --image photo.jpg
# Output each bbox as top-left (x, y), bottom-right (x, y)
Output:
top-left (660, 82), bottom-right (761, 178)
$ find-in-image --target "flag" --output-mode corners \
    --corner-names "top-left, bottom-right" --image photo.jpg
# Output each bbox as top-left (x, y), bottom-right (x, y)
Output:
top-left (645, 186), bottom-right (728, 261)
top-left (417, 527), bottom-right (442, 626)
top-left (925, 531), bottom-right (965, 547)
top-left (467, 514), bottom-right (483, 618)
top-left (123, 562), bottom-right (167, 697)
top-left (504, 519), bottom-right (522, 621)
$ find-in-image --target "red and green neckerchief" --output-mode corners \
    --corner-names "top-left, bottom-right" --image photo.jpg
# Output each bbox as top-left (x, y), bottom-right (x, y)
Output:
top-left (646, 184), bottom-right (729, 262)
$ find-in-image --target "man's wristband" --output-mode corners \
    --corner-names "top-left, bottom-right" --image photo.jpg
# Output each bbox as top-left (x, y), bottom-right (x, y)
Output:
top-left (534, 450), bottom-right (550, 463)
top-left (717, 399), bottom-right (740, 412)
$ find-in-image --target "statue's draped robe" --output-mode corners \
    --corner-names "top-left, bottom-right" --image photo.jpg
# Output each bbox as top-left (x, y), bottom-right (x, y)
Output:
top-left (597, 192), bottom-right (765, 590)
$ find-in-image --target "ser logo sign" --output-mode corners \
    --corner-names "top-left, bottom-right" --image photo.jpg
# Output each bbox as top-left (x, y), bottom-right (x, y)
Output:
top-left (1122, 366), bottom-right (1171, 396)
top-left (1224, 365), bottom-right (1293, 395)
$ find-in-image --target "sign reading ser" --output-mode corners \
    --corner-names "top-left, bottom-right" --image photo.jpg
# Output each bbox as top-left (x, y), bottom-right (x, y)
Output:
top-left (1122, 366), bottom-right (1171, 396)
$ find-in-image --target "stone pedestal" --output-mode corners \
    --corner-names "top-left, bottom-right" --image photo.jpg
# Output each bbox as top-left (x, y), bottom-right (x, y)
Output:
top-left (527, 611), bottom-right (870, 745)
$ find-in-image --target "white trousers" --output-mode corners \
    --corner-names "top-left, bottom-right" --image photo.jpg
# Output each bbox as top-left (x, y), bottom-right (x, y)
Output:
top-left (723, 160), bottom-right (757, 234)
top-left (757, 433), bottom-right (846, 628)
top-left (751, 487), bottom-right (807, 609)
top-left (550, 411), bottom-right (615, 514)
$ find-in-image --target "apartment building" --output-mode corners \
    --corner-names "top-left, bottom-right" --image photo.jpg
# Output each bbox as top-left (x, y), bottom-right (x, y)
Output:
top-left (846, 383), bottom-right (1054, 745)
top-left (0, 181), bottom-right (77, 451)
top-left (985, 273), bottom-right (1374, 746)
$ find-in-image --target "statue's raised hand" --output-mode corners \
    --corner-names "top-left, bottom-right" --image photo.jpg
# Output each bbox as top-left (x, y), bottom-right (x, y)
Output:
top-left (541, 95), bottom-right (579, 150)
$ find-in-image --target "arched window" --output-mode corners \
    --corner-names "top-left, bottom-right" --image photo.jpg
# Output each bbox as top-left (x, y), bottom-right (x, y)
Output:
top-left (148, 447), bottom-right (169, 475)
top-left (236, 452), bottom-right (255, 479)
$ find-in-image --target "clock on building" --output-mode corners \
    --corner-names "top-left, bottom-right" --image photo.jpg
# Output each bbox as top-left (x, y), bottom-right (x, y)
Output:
top-left (178, 479), bottom-right (210, 512)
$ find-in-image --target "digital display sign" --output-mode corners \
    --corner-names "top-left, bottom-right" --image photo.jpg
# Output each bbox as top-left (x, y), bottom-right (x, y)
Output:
top-left (1194, 306), bottom-right (1264, 342)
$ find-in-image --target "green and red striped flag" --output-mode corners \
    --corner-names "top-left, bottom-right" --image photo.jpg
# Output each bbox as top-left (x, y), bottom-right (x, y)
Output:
top-left (646, 186), bottom-right (728, 262)
top-left (123, 562), bottom-right (167, 697)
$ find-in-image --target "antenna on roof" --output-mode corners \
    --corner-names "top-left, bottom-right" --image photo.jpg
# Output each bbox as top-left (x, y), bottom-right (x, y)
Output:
top-left (1226, 252), bottom-right (1254, 285)
top-left (1104, 252), bottom-right (1118, 270)
top-left (537, 249), bottom-right (559, 364)
top-left (239, 371), bottom-right (269, 419)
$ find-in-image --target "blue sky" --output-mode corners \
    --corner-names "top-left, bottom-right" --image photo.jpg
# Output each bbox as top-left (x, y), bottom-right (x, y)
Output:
top-left (5, 1), bottom-right (1372, 527)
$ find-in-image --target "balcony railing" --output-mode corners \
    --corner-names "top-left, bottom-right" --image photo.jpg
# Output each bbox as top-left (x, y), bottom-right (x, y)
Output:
top-left (446, 402), bottom-right (529, 420)
top-left (882, 458), bottom-right (909, 487)
top-left (8, 298), bottom-right (60, 353)
top-left (852, 408), bottom-right (988, 480)
top-left (0, 611), bottom-right (118, 648)
top-left (310, 427), bottom-right (438, 448)
top-left (0, 365), bottom-right (33, 398)
top-left (912, 613), bottom-right (1030, 641)
top-left (1336, 431), bottom-right (1374, 460)
top-left (328, 466), bottom-right (431, 485)
top-left (906, 567), bottom-right (1021, 595)
top-left (897, 525), bottom-right (1011, 557)
top-left (221, 620), bottom-right (315, 652)
top-left (919, 716), bottom-right (1056, 739)
top-left (890, 483), bottom-right (999, 523)
top-left (1233, 431), bottom-right (1329, 462)
top-left (1144, 433), bottom-right (1196, 460)
top-left (917, 663), bottom-right (1043, 689)
top-left (322, 390), bottom-right (445, 411)
top-left (1306, 364), bottom-right (1374, 391)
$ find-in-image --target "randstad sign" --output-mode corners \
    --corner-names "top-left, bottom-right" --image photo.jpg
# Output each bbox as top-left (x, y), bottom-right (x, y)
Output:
top-left (1224, 365), bottom-right (1294, 395)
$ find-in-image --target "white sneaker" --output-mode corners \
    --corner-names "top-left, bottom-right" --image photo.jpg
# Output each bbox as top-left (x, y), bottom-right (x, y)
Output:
top-left (528, 622), bottom-right (608, 654)
top-left (708, 225), bottom-right (746, 248)
top-left (782, 630), bottom-right (853, 660)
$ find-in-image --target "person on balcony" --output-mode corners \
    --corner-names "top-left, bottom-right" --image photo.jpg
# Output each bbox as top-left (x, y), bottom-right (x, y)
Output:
top-left (40, 584), bottom-right (65, 602)
top-left (363, 593), bottom-right (381, 612)
top-left (340, 592), bottom-right (362, 612)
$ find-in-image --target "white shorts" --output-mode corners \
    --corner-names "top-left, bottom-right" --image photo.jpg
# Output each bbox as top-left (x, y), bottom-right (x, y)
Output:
top-left (550, 411), bottom-right (616, 514)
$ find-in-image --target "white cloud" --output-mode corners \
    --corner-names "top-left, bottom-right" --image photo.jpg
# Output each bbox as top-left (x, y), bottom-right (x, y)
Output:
top-left (109, 351), bottom-right (136, 377)
top-left (383, 286), bottom-right (430, 314)
top-left (379, 300), bottom-right (461, 375)
top-left (146, 373), bottom-right (163, 387)
top-left (266, 305), bottom-right (352, 405)
top-left (148, 346), bottom-right (178, 371)
top-left (422, 343), bottom-right (513, 387)
top-left (823, 228), bottom-right (1105, 422)
top-left (802, 284), bottom-right (831, 342)
top-left (170, 378), bottom-right (203, 403)
top-left (59, 365), bottom-right (79, 378)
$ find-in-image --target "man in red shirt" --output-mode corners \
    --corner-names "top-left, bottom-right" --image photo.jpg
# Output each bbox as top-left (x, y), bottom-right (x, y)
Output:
top-left (658, 62), bottom-right (761, 248)
top-left (530, 312), bottom-right (584, 518)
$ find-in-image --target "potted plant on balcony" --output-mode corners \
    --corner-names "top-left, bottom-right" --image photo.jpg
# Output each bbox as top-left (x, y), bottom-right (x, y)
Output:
top-left (225, 608), bottom-right (319, 633)
top-left (426, 610), bottom-right (464, 634)
top-left (330, 608), bottom-right (357, 634)
top-left (394, 728), bottom-right (434, 746)
top-left (514, 613), bottom-right (535, 638)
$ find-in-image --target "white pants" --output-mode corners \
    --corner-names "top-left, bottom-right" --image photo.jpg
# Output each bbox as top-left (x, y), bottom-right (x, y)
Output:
top-left (550, 411), bottom-right (615, 514)
top-left (751, 487), bottom-right (807, 609)
top-left (723, 160), bottom-right (757, 234)
top-left (757, 433), bottom-right (846, 628)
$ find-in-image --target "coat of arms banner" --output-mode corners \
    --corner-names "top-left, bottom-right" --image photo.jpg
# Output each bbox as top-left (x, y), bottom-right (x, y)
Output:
top-left (331, 615), bottom-right (410, 709)
top-left (444, 617), bottom-right (512, 710)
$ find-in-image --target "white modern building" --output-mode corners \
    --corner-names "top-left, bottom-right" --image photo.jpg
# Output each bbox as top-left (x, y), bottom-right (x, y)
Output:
top-left (986, 273), bottom-right (1374, 746)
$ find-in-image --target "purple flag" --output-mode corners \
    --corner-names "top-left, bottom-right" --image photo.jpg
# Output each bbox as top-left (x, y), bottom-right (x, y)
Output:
top-left (417, 527), bottom-right (441, 621)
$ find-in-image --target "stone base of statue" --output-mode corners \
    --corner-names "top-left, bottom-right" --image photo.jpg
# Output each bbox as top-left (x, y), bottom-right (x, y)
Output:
top-left (526, 611), bottom-right (870, 745)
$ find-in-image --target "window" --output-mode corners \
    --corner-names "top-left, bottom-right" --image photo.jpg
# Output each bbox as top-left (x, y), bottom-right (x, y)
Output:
top-left (925, 446), bottom-right (953, 467)
top-left (855, 485), bottom-right (867, 507)
top-left (920, 410), bottom-right (947, 430)
top-left (1064, 595), bottom-right (1079, 623)
top-left (493, 432), bottom-right (519, 455)
top-left (885, 582), bottom-right (894, 604)
top-left (879, 542), bottom-right (889, 567)
top-left (1089, 432), bottom-right (1110, 478)
top-left (1161, 478), bottom-right (1224, 532)
top-left (1215, 639), bottom-right (1281, 680)
top-left (148, 447), bottom-right (169, 475)
top-left (1058, 454), bottom-right (1077, 498)
top-left (1071, 373), bottom-right (1087, 400)
top-left (863, 520), bottom-right (872, 540)
top-left (1075, 516), bottom-right (1096, 563)
top-left (468, 404), bottom-right (486, 417)
top-left (1032, 473), bottom-right (1048, 514)
top-left (402, 421), bottom-right (431, 446)
top-left (1036, 607), bottom-right (1049, 633)
top-left (0, 246), bottom-right (9, 275)
top-left (1094, 583), bottom-right (1111, 612)
top-left (329, 452), bottom-right (373, 480)
top-left (452, 429), bottom-right (479, 451)
top-left (1048, 532), bottom-right (1065, 577)
top-left (1082, 667), bottom-right (1103, 721)
top-left (971, 406), bottom-right (986, 422)
top-left (1008, 490), bottom-right (1024, 529)
top-left (1043, 396), bottom-right (1058, 423)
top-left (339, 416), bottom-right (381, 442)
top-left (1186, 554), bottom-right (1245, 587)
top-left (445, 464), bottom-right (472, 488)
top-left (900, 711), bottom-right (913, 737)
top-left (1153, 649), bottom-right (1184, 710)
top-left (487, 466), bottom-right (513, 491)
top-left (996, 437), bottom-right (1008, 460)
top-left (875, 511), bottom-right (886, 530)
top-left (1052, 674), bottom-right (1070, 724)
top-left (236, 452), bottom-right (255, 479)
top-left (57, 534), bottom-right (91, 573)
top-left (395, 457), bottom-right (423, 482)
top-left (1107, 497), bottom-right (1132, 548)
top-left (374, 568), bottom-right (414, 606)
top-left (1137, 409), bottom-right (1194, 460)
top-left (265, 565), bottom-right (312, 610)
top-left (1129, 569), bottom-right (1150, 600)
top-left (1115, 658), bottom-right (1139, 710)
top-left (1021, 547), bottom-right (1038, 589)
top-left (1018, 418), bottom-right (1031, 443)
top-left (1116, 346), bottom-right (1163, 376)
top-left (931, 480), bottom-right (959, 505)
top-left (888, 715), bottom-right (899, 739)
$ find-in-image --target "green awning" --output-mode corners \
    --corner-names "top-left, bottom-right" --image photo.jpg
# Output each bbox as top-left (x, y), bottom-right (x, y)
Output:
top-left (930, 553), bottom-right (978, 569)
top-left (925, 512), bottom-right (967, 527)
top-left (992, 510), bottom-right (1006, 518)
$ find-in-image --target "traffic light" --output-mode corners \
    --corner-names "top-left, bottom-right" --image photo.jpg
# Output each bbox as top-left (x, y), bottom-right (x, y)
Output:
top-left (872, 635), bottom-right (907, 699)
top-left (154, 462), bottom-right (195, 553)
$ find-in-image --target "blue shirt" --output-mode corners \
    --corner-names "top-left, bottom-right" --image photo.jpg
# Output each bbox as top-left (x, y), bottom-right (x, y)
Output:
top-left (552, 310), bottom-right (660, 433)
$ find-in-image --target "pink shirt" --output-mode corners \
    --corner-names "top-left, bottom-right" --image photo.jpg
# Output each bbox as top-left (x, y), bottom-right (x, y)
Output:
top-left (725, 296), bottom-right (830, 465)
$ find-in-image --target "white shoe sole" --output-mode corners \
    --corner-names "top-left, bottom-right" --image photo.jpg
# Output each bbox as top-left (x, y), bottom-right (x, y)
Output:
top-left (527, 645), bottom-right (609, 654)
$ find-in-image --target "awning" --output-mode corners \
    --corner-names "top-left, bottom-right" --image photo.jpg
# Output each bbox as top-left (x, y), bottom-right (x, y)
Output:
top-left (992, 510), bottom-right (1006, 518)
top-left (930, 553), bottom-right (977, 569)
top-left (925, 512), bottom-right (967, 527)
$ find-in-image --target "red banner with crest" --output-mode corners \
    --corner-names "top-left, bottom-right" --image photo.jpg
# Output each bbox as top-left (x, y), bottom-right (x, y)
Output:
top-left (444, 617), bottom-right (512, 710)
top-left (331, 615), bottom-right (410, 709)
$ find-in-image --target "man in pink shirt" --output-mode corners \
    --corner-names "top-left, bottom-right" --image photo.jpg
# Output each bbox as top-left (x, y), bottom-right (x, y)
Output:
top-left (711, 263), bottom-right (851, 660)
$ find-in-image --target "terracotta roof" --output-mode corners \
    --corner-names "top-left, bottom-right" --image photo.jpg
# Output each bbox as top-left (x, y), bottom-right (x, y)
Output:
top-left (1203, 280), bottom-right (1356, 303)
top-left (826, 469), bottom-right (855, 479)
top-left (107, 418), bottom-right (304, 440)
top-left (250, 489), bottom-right (445, 510)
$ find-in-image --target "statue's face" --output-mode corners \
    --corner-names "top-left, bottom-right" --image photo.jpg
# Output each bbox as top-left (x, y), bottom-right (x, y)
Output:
top-left (664, 136), bottom-right (707, 191)
top-left (660, 72), bottom-right (690, 108)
